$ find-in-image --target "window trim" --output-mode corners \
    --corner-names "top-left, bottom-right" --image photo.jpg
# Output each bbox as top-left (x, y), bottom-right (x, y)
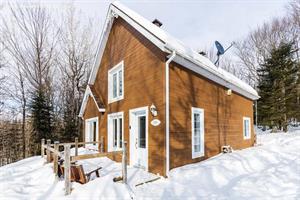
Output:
top-left (107, 112), bottom-right (124, 152)
top-left (191, 107), bottom-right (205, 159)
top-left (243, 117), bottom-right (251, 140)
top-left (108, 61), bottom-right (124, 104)
top-left (85, 117), bottom-right (99, 143)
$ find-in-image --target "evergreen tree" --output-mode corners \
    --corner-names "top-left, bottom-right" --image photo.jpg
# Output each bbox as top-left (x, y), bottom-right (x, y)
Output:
top-left (257, 42), bottom-right (298, 132)
top-left (30, 88), bottom-right (53, 154)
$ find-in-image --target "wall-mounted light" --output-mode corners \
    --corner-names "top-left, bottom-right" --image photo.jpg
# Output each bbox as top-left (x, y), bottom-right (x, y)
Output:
top-left (150, 104), bottom-right (158, 117)
top-left (227, 89), bottom-right (232, 96)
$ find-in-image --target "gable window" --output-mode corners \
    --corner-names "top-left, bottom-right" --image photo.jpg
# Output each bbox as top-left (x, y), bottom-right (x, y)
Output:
top-left (191, 107), bottom-right (205, 159)
top-left (108, 61), bottom-right (124, 103)
top-left (243, 117), bottom-right (251, 139)
top-left (108, 112), bottom-right (123, 151)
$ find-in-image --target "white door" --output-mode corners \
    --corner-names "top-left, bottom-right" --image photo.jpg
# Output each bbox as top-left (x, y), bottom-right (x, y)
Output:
top-left (129, 107), bottom-right (148, 170)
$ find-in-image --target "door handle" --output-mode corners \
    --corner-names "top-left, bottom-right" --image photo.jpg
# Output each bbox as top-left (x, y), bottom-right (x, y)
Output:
top-left (135, 138), bottom-right (138, 149)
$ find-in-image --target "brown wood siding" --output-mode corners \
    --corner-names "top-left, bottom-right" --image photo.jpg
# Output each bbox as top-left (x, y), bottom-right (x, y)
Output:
top-left (92, 18), bottom-right (166, 176)
top-left (169, 62), bottom-right (255, 169)
top-left (82, 96), bottom-right (102, 147)
top-left (83, 16), bottom-right (256, 176)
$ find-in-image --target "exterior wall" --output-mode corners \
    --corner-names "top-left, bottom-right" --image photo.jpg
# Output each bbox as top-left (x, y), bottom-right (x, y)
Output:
top-left (83, 17), bottom-right (255, 176)
top-left (82, 96), bottom-right (102, 145)
top-left (169, 62), bottom-right (255, 169)
top-left (88, 18), bottom-right (166, 176)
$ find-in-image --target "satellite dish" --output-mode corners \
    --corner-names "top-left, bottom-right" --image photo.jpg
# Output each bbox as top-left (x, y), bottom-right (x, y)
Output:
top-left (214, 41), bottom-right (235, 66)
top-left (215, 41), bottom-right (225, 56)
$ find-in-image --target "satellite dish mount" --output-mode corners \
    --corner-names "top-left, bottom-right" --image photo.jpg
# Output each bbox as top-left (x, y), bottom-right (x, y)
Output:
top-left (214, 41), bottom-right (235, 66)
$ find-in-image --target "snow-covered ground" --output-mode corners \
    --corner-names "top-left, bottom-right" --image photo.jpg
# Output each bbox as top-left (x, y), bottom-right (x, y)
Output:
top-left (1, 131), bottom-right (299, 199)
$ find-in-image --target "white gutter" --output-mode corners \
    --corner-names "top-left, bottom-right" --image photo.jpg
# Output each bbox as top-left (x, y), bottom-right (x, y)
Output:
top-left (165, 51), bottom-right (176, 177)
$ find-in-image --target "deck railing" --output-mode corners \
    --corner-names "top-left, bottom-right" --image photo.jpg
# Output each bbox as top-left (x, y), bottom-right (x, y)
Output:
top-left (41, 137), bottom-right (127, 195)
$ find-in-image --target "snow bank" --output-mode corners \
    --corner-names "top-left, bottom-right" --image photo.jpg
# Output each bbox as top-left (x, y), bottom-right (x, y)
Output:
top-left (135, 131), bottom-right (300, 199)
top-left (1, 131), bottom-right (299, 199)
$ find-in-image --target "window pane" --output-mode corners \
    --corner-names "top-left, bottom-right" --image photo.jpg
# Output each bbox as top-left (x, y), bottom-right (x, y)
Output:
top-left (193, 112), bottom-right (201, 153)
top-left (139, 116), bottom-right (146, 148)
top-left (194, 144), bottom-right (200, 152)
top-left (119, 70), bottom-right (122, 96)
top-left (119, 118), bottom-right (122, 148)
top-left (113, 119), bottom-right (117, 147)
top-left (244, 119), bottom-right (250, 137)
top-left (113, 73), bottom-right (117, 98)
top-left (93, 121), bottom-right (96, 142)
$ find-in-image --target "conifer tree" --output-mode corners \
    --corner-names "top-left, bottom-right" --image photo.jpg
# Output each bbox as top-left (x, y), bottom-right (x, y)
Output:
top-left (30, 88), bottom-right (53, 154)
top-left (257, 42), bottom-right (298, 132)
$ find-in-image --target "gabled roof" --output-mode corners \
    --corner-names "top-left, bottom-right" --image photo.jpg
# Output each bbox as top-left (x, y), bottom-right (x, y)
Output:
top-left (79, 85), bottom-right (105, 117)
top-left (87, 1), bottom-right (259, 101)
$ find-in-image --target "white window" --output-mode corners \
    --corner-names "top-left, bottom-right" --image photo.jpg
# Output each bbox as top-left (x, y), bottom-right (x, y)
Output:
top-left (243, 117), bottom-right (251, 139)
top-left (191, 107), bottom-right (205, 159)
top-left (107, 112), bottom-right (124, 151)
top-left (108, 61), bottom-right (124, 103)
top-left (85, 117), bottom-right (98, 148)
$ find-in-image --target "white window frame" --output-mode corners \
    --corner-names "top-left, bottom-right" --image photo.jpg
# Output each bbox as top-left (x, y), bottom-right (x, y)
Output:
top-left (85, 117), bottom-right (99, 143)
top-left (108, 61), bottom-right (124, 103)
top-left (191, 107), bottom-right (205, 159)
top-left (107, 112), bottom-right (124, 152)
top-left (243, 117), bottom-right (251, 140)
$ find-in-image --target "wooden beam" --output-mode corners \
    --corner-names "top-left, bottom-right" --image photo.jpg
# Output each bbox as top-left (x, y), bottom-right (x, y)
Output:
top-left (75, 137), bottom-right (78, 156)
top-left (53, 141), bottom-right (59, 177)
top-left (41, 139), bottom-right (45, 157)
top-left (71, 151), bottom-right (122, 162)
top-left (46, 139), bottom-right (51, 163)
top-left (64, 144), bottom-right (71, 195)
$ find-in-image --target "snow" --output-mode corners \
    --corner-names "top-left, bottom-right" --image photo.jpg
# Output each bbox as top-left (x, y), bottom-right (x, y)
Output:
top-left (1, 131), bottom-right (299, 199)
top-left (111, 1), bottom-right (259, 100)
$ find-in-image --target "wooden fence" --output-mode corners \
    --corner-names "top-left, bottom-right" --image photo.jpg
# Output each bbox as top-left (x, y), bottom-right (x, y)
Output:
top-left (41, 137), bottom-right (127, 195)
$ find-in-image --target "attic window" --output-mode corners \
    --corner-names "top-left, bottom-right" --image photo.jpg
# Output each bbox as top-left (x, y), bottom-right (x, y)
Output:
top-left (152, 19), bottom-right (162, 27)
top-left (108, 61), bottom-right (124, 103)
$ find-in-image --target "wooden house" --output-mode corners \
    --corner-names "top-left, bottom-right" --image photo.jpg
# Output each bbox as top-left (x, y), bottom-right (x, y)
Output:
top-left (79, 1), bottom-right (259, 177)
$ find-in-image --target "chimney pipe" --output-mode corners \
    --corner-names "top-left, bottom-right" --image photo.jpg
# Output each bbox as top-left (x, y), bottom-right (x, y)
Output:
top-left (152, 19), bottom-right (162, 27)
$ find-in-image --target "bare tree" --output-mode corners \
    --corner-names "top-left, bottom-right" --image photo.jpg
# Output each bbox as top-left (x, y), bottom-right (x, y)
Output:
top-left (235, 15), bottom-right (294, 87)
top-left (56, 6), bottom-right (96, 140)
top-left (1, 2), bottom-right (59, 155)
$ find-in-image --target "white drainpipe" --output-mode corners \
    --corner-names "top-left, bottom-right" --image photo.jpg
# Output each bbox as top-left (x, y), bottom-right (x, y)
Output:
top-left (165, 51), bottom-right (176, 177)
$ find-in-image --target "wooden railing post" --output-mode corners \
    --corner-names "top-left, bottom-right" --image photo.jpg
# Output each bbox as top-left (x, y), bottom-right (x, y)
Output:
top-left (122, 141), bottom-right (127, 184)
top-left (64, 144), bottom-right (71, 195)
top-left (46, 139), bottom-right (51, 163)
top-left (54, 141), bottom-right (59, 177)
top-left (41, 138), bottom-right (45, 157)
top-left (100, 136), bottom-right (104, 153)
top-left (75, 137), bottom-right (78, 156)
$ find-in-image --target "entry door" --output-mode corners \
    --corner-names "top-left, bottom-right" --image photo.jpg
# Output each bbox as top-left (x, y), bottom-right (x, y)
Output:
top-left (129, 107), bottom-right (148, 170)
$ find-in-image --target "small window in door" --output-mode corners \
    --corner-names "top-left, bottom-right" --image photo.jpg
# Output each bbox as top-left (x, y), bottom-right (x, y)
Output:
top-left (138, 116), bottom-right (146, 148)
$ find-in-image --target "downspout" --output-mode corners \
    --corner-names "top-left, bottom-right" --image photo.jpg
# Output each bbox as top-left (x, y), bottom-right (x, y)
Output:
top-left (165, 51), bottom-right (176, 177)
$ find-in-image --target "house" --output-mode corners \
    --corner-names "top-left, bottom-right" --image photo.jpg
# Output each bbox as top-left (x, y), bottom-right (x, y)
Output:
top-left (79, 1), bottom-right (259, 177)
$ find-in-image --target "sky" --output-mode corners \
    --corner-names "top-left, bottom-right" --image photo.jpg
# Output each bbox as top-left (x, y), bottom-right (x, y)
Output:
top-left (2, 0), bottom-right (289, 58)
top-left (42, 0), bottom-right (289, 52)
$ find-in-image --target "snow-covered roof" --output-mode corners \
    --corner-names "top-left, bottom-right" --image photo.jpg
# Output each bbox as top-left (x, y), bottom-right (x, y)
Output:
top-left (88, 1), bottom-right (259, 100)
top-left (79, 85), bottom-right (105, 117)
